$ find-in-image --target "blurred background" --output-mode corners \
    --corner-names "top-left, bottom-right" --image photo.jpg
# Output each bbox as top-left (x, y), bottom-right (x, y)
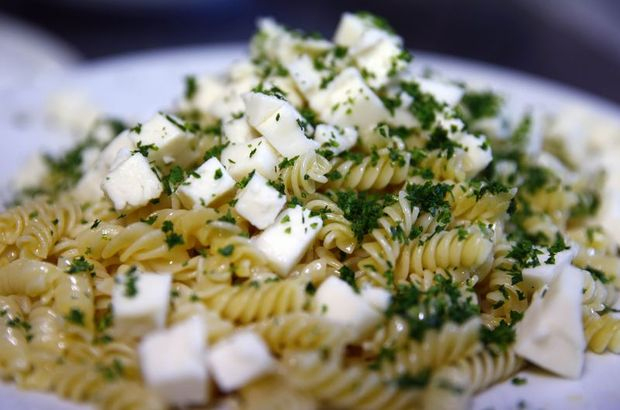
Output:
top-left (1, 0), bottom-right (620, 103)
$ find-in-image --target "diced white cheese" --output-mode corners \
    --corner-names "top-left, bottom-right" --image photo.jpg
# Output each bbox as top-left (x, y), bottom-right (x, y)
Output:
top-left (235, 173), bottom-right (286, 229)
top-left (351, 30), bottom-right (403, 88)
top-left (312, 68), bottom-right (389, 131)
top-left (12, 153), bottom-right (47, 191)
top-left (515, 265), bottom-right (586, 379)
top-left (242, 92), bottom-right (287, 127)
top-left (80, 147), bottom-right (101, 174)
top-left (243, 92), bottom-right (318, 157)
top-left (223, 115), bottom-right (258, 144)
top-left (210, 91), bottom-right (247, 120)
top-left (252, 206), bottom-right (322, 275)
top-left (182, 74), bottom-right (226, 113)
top-left (101, 153), bottom-right (162, 211)
top-left (522, 247), bottom-right (578, 293)
top-left (99, 130), bottom-right (136, 170)
top-left (73, 168), bottom-right (107, 202)
top-left (360, 285), bottom-right (391, 312)
top-left (221, 137), bottom-right (279, 181)
top-left (90, 119), bottom-right (120, 144)
top-left (129, 113), bottom-right (193, 167)
top-left (139, 316), bottom-right (209, 406)
top-left (415, 77), bottom-right (464, 107)
top-left (177, 157), bottom-right (235, 209)
top-left (334, 13), bottom-right (368, 46)
top-left (288, 56), bottom-right (322, 96)
top-left (112, 270), bottom-right (172, 338)
top-left (268, 76), bottom-right (305, 108)
top-left (314, 276), bottom-right (382, 337)
top-left (313, 124), bottom-right (358, 155)
top-left (458, 134), bottom-right (493, 178)
top-left (208, 331), bottom-right (274, 392)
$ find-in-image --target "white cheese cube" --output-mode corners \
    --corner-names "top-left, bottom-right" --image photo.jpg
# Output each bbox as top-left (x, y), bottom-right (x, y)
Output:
top-left (73, 168), bottom-right (107, 202)
top-left (352, 31), bottom-right (403, 88)
top-left (415, 77), bottom-right (465, 107)
top-left (223, 115), bottom-right (258, 144)
top-left (458, 134), bottom-right (493, 178)
top-left (210, 91), bottom-right (247, 120)
top-left (360, 285), bottom-right (391, 312)
top-left (522, 247), bottom-right (578, 293)
top-left (515, 265), bottom-right (586, 379)
top-left (221, 137), bottom-right (279, 180)
top-left (314, 276), bottom-right (382, 337)
top-left (313, 68), bottom-right (389, 131)
top-left (12, 153), bottom-right (47, 191)
top-left (243, 92), bottom-right (318, 157)
top-left (235, 173), bottom-right (286, 229)
top-left (252, 206), bottom-right (322, 275)
top-left (177, 158), bottom-right (235, 209)
top-left (129, 113), bottom-right (193, 167)
top-left (334, 13), bottom-right (367, 46)
top-left (139, 316), bottom-right (209, 406)
top-left (314, 124), bottom-right (358, 155)
top-left (242, 92), bottom-right (287, 127)
top-left (99, 130), bottom-right (136, 170)
top-left (208, 331), bottom-right (274, 392)
top-left (184, 74), bottom-right (226, 113)
top-left (112, 270), bottom-right (171, 338)
top-left (101, 153), bottom-right (162, 211)
top-left (288, 56), bottom-right (322, 96)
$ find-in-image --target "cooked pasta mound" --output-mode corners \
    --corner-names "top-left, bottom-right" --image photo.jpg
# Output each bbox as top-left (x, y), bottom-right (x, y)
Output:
top-left (2, 11), bottom-right (619, 410)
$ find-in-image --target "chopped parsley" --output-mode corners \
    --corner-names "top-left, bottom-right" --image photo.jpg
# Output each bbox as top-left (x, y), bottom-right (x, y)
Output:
top-left (425, 126), bottom-right (462, 159)
top-left (203, 141), bottom-right (230, 162)
top-left (480, 320), bottom-right (515, 352)
top-left (133, 141), bottom-right (159, 157)
top-left (334, 191), bottom-right (394, 242)
top-left (405, 181), bottom-right (453, 227)
top-left (218, 244), bottom-right (235, 257)
top-left (161, 221), bottom-right (184, 249)
top-left (161, 165), bottom-right (186, 195)
top-left (123, 267), bottom-right (139, 298)
top-left (338, 265), bottom-right (359, 293)
top-left (460, 91), bottom-right (502, 121)
top-left (585, 266), bottom-right (610, 284)
top-left (393, 369), bottom-right (432, 390)
top-left (65, 308), bottom-right (85, 326)
top-left (184, 75), bottom-right (198, 100)
top-left (401, 81), bottom-right (443, 130)
top-left (66, 256), bottom-right (94, 275)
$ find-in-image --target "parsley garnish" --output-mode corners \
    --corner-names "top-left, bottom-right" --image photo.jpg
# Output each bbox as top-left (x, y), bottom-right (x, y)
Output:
top-left (65, 308), bottom-right (85, 326)
top-left (184, 75), bottom-right (198, 100)
top-left (335, 191), bottom-right (394, 242)
top-left (218, 244), bottom-right (235, 256)
top-left (338, 266), bottom-right (359, 293)
top-left (162, 221), bottom-right (184, 249)
top-left (426, 126), bottom-right (462, 159)
top-left (480, 320), bottom-right (515, 352)
top-left (405, 181), bottom-right (453, 227)
top-left (460, 91), bottom-right (501, 120)
top-left (66, 256), bottom-right (94, 275)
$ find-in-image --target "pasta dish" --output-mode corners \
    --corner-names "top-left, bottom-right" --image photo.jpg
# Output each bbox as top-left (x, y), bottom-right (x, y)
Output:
top-left (1, 12), bottom-right (618, 410)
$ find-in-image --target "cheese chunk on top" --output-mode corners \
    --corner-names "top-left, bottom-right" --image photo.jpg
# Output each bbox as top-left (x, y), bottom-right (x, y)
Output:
top-left (177, 157), bottom-right (235, 209)
top-left (252, 205), bottom-right (322, 275)
top-left (112, 270), bottom-right (171, 338)
top-left (314, 124), bottom-right (358, 155)
top-left (515, 265), bottom-right (586, 379)
top-left (139, 316), bottom-right (209, 406)
top-left (208, 331), bottom-right (274, 392)
top-left (221, 137), bottom-right (279, 180)
top-left (235, 172), bottom-right (286, 229)
top-left (243, 92), bottom-right (318, 157)
top-left (129, 113), bottom-right (193, 167)
top-left (101, 153), bottom-right (163, 211)
top-left (314, 276), bottom-right (383, 338)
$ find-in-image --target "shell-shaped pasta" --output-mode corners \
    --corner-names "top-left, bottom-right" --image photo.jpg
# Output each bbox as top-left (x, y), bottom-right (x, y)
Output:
top-left (282, 350), bottom-right (424, 410)
top-left (247, 312), bottom-right (353, 354)
top-left (193, 278), bottom-right (309, 324)
top-left (325, 148), bottom-right (411, 191)
top-left (280, 151), bottom-right (332, 198)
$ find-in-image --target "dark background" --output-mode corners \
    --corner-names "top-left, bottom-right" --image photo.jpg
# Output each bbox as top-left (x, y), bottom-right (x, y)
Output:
top-left (2, 0), bottom-right (620, 104)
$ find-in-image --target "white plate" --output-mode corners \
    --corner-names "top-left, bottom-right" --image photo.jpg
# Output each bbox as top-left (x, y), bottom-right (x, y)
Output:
top-left (1, 45), bottom-right (620, 410)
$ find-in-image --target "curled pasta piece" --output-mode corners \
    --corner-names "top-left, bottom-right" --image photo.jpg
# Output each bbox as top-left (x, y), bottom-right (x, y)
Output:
top-left (522, 185), bottom-right (578, 224)
top-left (0, 259), bottom-right (61, 298)
top-left (193, 277), bottom-right (309, 324)
top-left (282, 350), bottom-right (424, 410)
top-left (203, 235), bottom-right (269, 278)
top-left (0, 296), bottom-right (30, 380)
top-left (407, 268), bottom-right (475, 292)
top-left (239, 375), bottom-right (317, 410)
top-left (398, 225), bottom-right (494, 277)
top-left (581, 268), bottom-right (617, 314)
top-left (279, 151), bottom-right (332, 198)
top-left (419, 151), bottom-right (467, 182)
top-left (49, 361), bottom-right (165, 410)
top-left (304, 193), bottom-right (356, 254)
top-left (447, 183), bottom-right (515, 223)
top-left (325, 148), bottom-right (411, 191)
top-left (247, 312), bottom-right (353, 354)
top-left (583, 312), bottom-right (620, 354)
